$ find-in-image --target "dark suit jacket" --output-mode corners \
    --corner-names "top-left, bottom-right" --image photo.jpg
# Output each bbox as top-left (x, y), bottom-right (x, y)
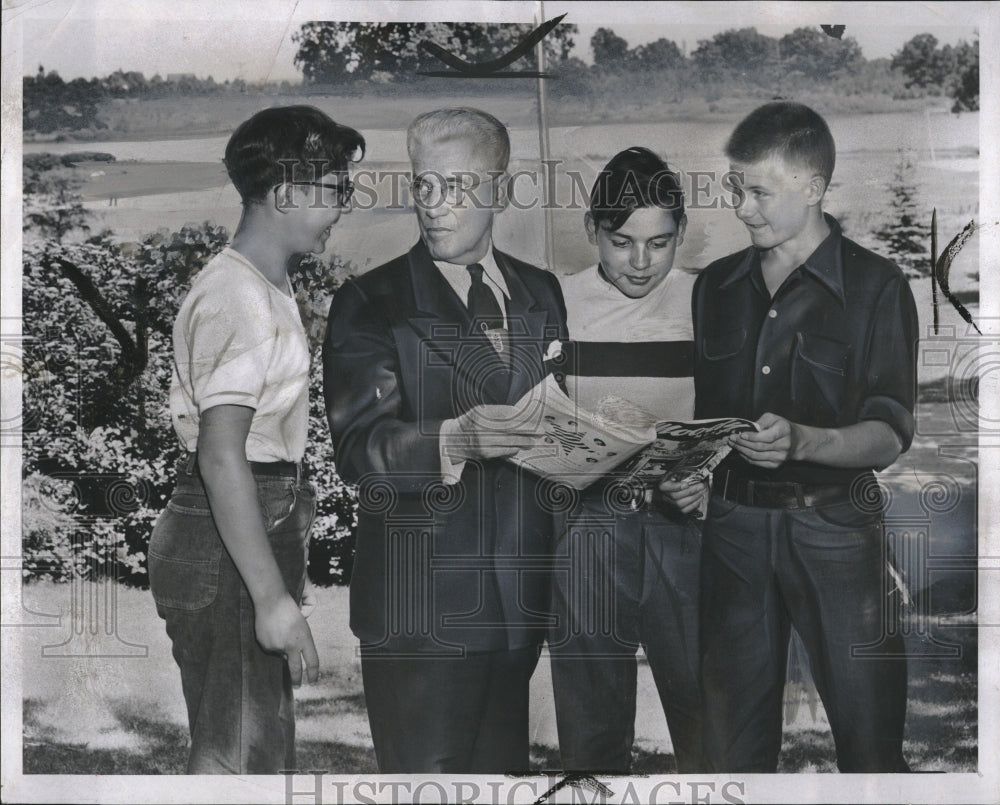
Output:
top-left (323, 240), bottom-right (568, 654)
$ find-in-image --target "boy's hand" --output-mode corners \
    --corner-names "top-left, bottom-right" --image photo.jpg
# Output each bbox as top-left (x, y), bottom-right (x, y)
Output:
top-left (254, 594), bottom-right (320, 686)
top-left (658, 477), bottom-right (710, 514)
top-left (300, 579), bottom-right (317, 619)
top-left (442, 405), bottom-right (544, 462)
top-left (730, 412), bottom-right (795, 468)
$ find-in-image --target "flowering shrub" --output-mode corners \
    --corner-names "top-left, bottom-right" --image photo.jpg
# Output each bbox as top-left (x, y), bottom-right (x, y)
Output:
top-left (22, 218), bottom-right (360, 586)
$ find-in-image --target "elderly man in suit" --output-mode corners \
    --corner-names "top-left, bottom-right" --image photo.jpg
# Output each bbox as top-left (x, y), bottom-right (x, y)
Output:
top-left (323, 107), bottom-right (567, 773)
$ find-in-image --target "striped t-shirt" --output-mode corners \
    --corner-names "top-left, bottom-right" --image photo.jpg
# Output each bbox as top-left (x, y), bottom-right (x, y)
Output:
top-left (558, 264), bottom-right (696, 422)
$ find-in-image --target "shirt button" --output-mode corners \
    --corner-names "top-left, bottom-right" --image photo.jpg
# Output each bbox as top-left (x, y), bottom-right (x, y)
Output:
top-left (761, 365), bottom-right (771, 375)
top-left (768, 309), bottom-right (778, 318)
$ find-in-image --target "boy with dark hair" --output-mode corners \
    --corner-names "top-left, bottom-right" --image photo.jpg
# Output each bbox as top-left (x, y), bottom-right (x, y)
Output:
top-left (663, 101), bottom-right (918, 772)
top-left (149, 105), bottom-right (364, 774)
top-left (549, 147), bottom-right (703, 773)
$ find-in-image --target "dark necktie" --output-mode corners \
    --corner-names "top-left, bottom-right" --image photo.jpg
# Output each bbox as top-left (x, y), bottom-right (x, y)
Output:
top-left (466, 263), bottom-right (504, 324)
top-left (466, 263), bottom-right (508, 363)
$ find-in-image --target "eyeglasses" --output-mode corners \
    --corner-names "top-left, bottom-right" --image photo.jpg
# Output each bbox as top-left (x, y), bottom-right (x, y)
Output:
top-left (291, 179), bottom-right (355, 207)
top-left (410, 173), bottom-right (498, 207)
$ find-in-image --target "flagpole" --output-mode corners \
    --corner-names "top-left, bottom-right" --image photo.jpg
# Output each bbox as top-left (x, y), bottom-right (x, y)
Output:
top-left (535, 1), bottom-right (555, 271)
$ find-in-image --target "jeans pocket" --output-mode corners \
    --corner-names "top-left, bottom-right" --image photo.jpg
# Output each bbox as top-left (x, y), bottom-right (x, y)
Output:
top-left (148, 507), bottom-right (223, 612)
top-left (262, 481), bottom-right (316, 601)
top-left (788, 499), bottom-right (882, 531)
top-left (787, 502), bottom-right (882, 552)
top-left (257, 480), bottom-right (298, 531)
top-left (707, 495), bottom-right (743, 521)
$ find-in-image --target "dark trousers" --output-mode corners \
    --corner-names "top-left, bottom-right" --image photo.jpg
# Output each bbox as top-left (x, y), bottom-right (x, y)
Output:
top-left (149, 465), bottom-right (315, 773)
top-left (360, 644), bottom-right (540, 773)
top-left (548, 501), bottom-right (704, 773)
top-left (700, 495), bottom-right (910, 772)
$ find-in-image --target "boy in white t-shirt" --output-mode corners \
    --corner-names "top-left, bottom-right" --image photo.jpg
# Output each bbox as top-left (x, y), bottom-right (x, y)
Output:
top-left (149, 106), bottom-right (364, 773)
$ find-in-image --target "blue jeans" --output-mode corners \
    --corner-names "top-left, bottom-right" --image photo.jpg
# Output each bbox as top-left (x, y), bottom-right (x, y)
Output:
top-left (549, 497), bottom-right (704, 773)
top-left (148, 459), bottom-right (315, 774)
top-left (700, 495), bottom-right (909, 772)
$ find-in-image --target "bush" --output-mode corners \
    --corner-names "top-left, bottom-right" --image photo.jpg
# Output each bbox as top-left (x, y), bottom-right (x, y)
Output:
top-left (22, 222), bottom-right (360, 587)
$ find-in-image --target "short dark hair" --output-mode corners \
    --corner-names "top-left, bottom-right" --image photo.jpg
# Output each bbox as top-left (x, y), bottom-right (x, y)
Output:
top-left (224, 105), bottom-right (365, 204)
top-left (589, 146), bottom-right (685, 232)
top-left (725, 102), bottom-right (836, 186)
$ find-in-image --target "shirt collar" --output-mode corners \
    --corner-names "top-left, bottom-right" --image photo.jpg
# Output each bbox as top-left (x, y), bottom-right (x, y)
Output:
top-left (718, 214), bottom-right (845, 305)
top-left (434, 246), bottom-right (510, 300)
top-left (800, 214), bottom-right (846, 305)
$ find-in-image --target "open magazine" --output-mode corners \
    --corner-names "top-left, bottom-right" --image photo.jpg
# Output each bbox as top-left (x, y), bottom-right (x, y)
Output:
top-left (505, 375), bottom-right (757, 491)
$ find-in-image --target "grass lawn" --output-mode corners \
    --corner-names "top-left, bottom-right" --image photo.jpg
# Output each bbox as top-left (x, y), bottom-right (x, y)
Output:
top-left (17, 576), bottom-right (978, 775)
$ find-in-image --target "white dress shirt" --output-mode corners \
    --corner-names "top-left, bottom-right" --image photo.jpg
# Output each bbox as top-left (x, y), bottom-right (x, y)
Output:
top-left (435, 245), bottom-right (512, 483)
top-left (433, 248), bottom-right (510, 327)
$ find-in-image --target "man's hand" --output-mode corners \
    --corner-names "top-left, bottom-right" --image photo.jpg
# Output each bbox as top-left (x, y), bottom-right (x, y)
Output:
top-left (730, 412), bottom-right (795, 469)
top-left (658, 477), bottom-right (710, 515)
top-left (254, 593), bottom-right (320, 687)
top-left (442, 405), bottom-right (544, 462)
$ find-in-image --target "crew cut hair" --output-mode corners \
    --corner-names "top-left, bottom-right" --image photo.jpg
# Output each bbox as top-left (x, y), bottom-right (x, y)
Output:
top-left (589, 146), bottom-right (685, 232)
top-left (407, 107), bottom-right (511, 173)
top-left (224, 105), bottom-right (365, 204)
top-left (725, 101), bottom-right (836, 186)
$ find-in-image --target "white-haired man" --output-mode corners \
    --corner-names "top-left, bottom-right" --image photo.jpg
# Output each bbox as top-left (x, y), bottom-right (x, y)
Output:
top-left (323, 108), bottom-right (567, 773)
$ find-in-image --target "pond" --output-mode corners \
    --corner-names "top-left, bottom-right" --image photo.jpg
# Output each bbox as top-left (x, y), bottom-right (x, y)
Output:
top-left (45, 107), bottom-right (979, 351)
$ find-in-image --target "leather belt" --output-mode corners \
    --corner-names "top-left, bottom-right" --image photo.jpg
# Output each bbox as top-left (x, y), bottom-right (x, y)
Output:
top-left (713, 470), bottom-right (852, 509)
top-left (248, 460), bottom-right (302, 480)
top-left (183, 454), bottom-right (304, 482)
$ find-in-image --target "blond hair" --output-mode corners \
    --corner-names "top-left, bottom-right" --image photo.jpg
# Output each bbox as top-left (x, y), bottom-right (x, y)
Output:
top-left (407, 107), bottom-right (510, 173)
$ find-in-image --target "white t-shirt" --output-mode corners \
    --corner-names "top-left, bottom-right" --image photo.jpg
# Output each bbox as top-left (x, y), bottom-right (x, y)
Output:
top-left (169, 248), bottom-right (310, 462)
top-left (559, 263), bottom-right (697, 421)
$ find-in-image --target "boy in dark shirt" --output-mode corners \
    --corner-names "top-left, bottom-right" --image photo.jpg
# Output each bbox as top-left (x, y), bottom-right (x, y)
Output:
top-left (662, 101), bottom-right (918, 772)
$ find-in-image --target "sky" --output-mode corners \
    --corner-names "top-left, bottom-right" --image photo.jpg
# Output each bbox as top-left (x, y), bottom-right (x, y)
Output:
top-left (12, 0), bottom-right (983, 83)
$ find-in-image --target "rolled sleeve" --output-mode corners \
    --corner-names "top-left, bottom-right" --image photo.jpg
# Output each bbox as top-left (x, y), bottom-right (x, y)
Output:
top-left (185, 296), bottom-right (274, 413)
top-left (858, 275), bottom-right (919, 451)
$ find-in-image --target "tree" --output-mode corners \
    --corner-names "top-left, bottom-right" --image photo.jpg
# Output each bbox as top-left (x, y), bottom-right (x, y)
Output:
top-left (692, 28), bottom-right (778, 84)
top-left (23, 67), bottom-right (105, 133)
top-left (631, 38), bottom-right (685, 72)
top-left (950, 39), bottom-right (979, 111)
top-left (891, 33), bottom-right (947, 88)
top-left (590, 27), bottom-right (629, 68)
top-left (293, 21), bottom-right (577, 84)
top-left (778, 27), bottom-right (863, 80)
top-left (892, 33), bottom-right (980, 108)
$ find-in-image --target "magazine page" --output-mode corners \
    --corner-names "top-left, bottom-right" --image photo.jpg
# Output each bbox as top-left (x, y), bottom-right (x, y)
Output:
top-left (506, 375), bottom-right (655, 489)
top-left (615, 418), bottom-right (758, 486)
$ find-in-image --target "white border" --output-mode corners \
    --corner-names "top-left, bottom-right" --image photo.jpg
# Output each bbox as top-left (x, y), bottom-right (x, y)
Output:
top-left (3, 2), bottom-right (998, 803)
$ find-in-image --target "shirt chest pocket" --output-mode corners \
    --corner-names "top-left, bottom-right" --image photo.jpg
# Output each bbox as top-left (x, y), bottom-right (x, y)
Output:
top-left (791, 331), bottom-right (850, 416)
top-left (702, 327), bottom-right (747, 361)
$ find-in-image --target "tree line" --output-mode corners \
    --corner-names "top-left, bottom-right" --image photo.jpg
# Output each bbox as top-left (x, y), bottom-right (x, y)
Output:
top-left (23, 66), bottom-right (301, 134)
top-left (291, 23), bottom-right (979, 111)
top-left (23, 24), bottom-right (979, 134)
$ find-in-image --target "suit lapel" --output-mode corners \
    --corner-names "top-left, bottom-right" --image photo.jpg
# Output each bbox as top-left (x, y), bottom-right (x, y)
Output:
top-left (494, 249), bottom-right (549, 404)
top-left (407, 240), bottom-right (471, 341)
top-left (405, 240), bottom-right (510, 406)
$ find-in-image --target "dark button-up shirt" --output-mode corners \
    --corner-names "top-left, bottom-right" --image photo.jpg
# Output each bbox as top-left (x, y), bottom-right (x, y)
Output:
top-left (693, 215), bottom-right (919, 485)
